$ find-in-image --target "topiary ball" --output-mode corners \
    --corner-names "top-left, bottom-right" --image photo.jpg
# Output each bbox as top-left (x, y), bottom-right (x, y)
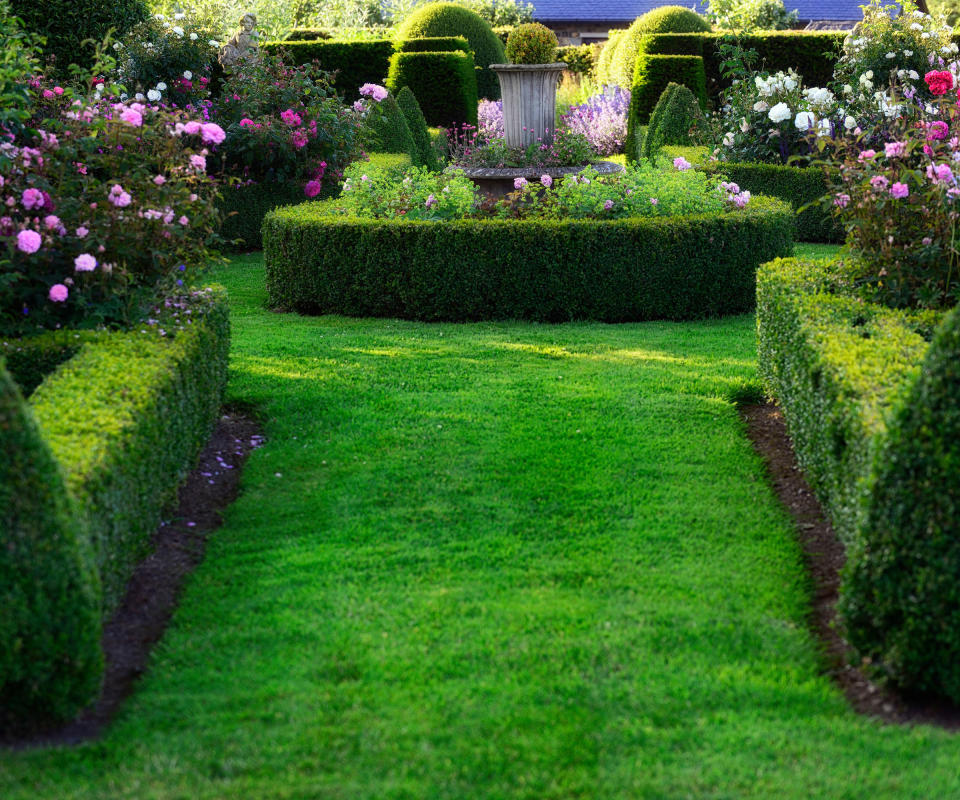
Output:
top-left (9, 0), bottom-right (148, 73)
top-left (395, 2), bottom-right (506, 100)
top-left (609, 5), bottom-right (711, 89)
top-left (505, 22), bottom-right (559, 65)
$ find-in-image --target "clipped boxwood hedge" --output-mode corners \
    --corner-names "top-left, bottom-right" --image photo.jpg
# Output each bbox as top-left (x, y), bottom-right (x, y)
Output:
top-left (218, 180), bottom-right (332, 251)
top-left (625, 54), bottom-right (705, 156)
top-left (386, 50), bottom-right (479, 127)
top-left (757, 257), bottom-right (960, 701)
top-left (0, 290), bottom-right (230, 721)
top-left (263, 195), bottom-right (793, 322)
top-left (395, 35), bottom-right (469, 54)
top-left (263, 40), bottom-right (394, 99)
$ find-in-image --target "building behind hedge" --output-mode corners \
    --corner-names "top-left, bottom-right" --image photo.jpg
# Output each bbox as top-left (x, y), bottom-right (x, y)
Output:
top-left (530, 0), bottom-right (924, 45)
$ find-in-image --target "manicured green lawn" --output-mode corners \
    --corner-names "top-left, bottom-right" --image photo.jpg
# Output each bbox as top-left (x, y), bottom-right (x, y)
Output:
top-left (4, 248), bottom-right (959, 799)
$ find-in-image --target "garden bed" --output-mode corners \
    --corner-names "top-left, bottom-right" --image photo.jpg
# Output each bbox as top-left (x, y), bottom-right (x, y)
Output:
top-left (263, 195), bottom-right (794, 322)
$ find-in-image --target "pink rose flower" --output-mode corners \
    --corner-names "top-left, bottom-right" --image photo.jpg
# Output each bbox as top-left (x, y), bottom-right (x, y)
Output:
top-left (200, 122), bottom-right (226, 145)
top-left (858, 149), bottom-right (877, 161)
top-left (280, 108), bottom-right (303, 127)
top-left (17, 229), bottom-right (42, 253)
top-left (890, 182), bottom-right (910, 199)
top-left (120, 108), bottom-right (143, 127)
top-left (43, 214), bottom-right (61, 230)
top-left (540, 174), bottom-right (553, 188)
top-left (154, 175), bottom-right (166, 185)
top-left (884, 141), bottom-right (905, 158)
top-left (673, 156), bottom-right (692, 171)
top-left (74, 253), bottom-right (97, 271)
top-left (514, 177), bottom-right (528, 189)
top-left (603, 199), bottom-right (614, 210)
top-left (76, 226), bottom-right (89, 237)
top-left (183, 121), bottom-right (202, 135)
top-left (49, 283), bottom-right (68, 302)
top-left (190, 154), bottom-right (207, 172)
top-left (304, 180), bottom-right (322, 198)
top-left (22, 187), bottom-right (44, 210)
top-left (834, 193), bottom-right (851, 208)
top-left (358, 83), bottom-right (388, 102)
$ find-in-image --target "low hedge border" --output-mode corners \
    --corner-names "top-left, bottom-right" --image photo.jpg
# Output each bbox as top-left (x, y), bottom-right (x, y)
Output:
top-left (1, 288), bottom-right (230, 722)
top-left (263, 195), bottom-right (794, 322)
top-left (757, 256), bottom-right (960, 700)
top-left (218, 181), bottom-right (335, 251)
top-left (0, 329), bottom-right (104, 397)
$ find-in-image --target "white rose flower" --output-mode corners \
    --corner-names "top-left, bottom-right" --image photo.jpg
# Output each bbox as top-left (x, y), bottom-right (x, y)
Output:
top-left (794, 111), bottom-right (815, 131)
top-left (843, 84), bottom-right (853, 95)
top-left (753, 100), bottom-right (769, 112)
top-left (190, 32), bottom-right (198, 40)
top-left (722, 131), bottom-right (736, 146)
top-left (172, 25), bottom-right (184, 36)
top-left (922, 32), bottom-right (930, 39)
top-left (865, 70), bottom-right (874, 79)
top-left (911, 22), bottom-right (923, 30)
top-left (817, 118), bottom-right (832, 136)
top-left (113, 42), bottom-right (122, 50)
top-left (909, 70), bottom-right (919, 80)
top-left (156, 81), bottom-right (167, 90)
top-left (844, 115), bottom-right (857, 130)
top-left (183, 70), bottom-right (193, 80)
top-left (768, 102), bottom-right (791, 123)
top-left (740, 118), bottom-right (750, 133)
top-left (783, 76), bottom-right (798, 91)
top-left (147, 89), bottom-right (161, 101)
top-left (886, 51), bottom-right (896, 58)
top-left (174, 11), bottom-right (185, 19)
top-left (904, 50), bottom-right (913, 56)
top-left (134, 92), bottom-right (144, 100)
top-left (209, 40), bottom-right (220, 47)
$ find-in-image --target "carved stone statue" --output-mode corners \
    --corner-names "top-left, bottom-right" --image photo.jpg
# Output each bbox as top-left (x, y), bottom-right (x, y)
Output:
top-left (219, 13), bottom-right (260, 68)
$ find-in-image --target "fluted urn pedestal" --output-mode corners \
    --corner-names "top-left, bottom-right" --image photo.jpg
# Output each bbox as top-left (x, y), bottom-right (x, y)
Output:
top-left (490, 63), bottom-right (565, 147)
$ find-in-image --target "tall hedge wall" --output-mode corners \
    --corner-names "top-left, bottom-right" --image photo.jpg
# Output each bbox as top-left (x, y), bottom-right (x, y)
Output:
top-left (625, 54), bottom-right (705, 157)
top-left (395, 36), bottom-right (469, 53)
top-left (757, 256), bottom-right (960, 701)
top-left (386, 51), bottom-right (479, 128)
top-left (263, 40), bottom-right (394, 100)
top-left (263, 196), bottom-right (793, 322)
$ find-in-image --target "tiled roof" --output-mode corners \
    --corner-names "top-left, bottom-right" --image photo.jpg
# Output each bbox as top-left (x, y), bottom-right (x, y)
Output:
top-left (531, 1), bottom-right (871, 23)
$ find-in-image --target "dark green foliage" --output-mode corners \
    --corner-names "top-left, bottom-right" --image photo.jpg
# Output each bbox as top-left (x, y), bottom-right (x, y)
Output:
top-left (9, 0), bottom-right (147, 72)
top-left (699, 160), bottom-right (841, 243)
top-left (556, 44), bottom-right (595, 75)
top-left (30, 291), bottom-right (231, 609)
top-left (757, 256), bottom-right (960, 700)
top-left (504, 22), bottom-right (558, 65)
top-left (386, 51), bottom-right (479, 128)
top-left (625, 54), bottom-right (705, 157)
top-left (218, 180), bottom-right (337, 251)
top-left (363, 92), bottom-right (418, 162)
top-left (637, 32), bottom-right (844, 99)
top-left (640, 83), bottom-right (705, 162)
top-left (263, 40), bottom-right (394, 100)
top-left (0, 331), bottom-right (103, 397)
top-left (842, 306), bottom-right (960, 702)
top-left (262, 196), bottom-right (793, 322)
top-left (283, 28), bottom-right (332, 40)
top-left (395, 2), bottom-right (506, 100)
top-left (396, 35), bottom-right (470, 53)
top-left (396, 86), bottom-right (438, 170)
top-left (0, 361), bottom-right (103, 725)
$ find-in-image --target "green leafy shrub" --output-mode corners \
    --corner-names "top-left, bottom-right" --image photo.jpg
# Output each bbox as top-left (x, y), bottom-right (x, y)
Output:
top-left (843, 305), bottom-right (960, 701)
top-left (394, 2), bottom-right (505, 100)
top-left (707, 0), bottom-right (798, 31)
top-left (361, 90), bottom-right (418, 159)
top-left (395, 35), bottom-right (470, 53)
top-left (263, 194), bottom-right (793, 322)
top-left (595, 29), bottom-right (624, 86)
top-left (0, 2), bottom-right (42, 138)
top-left (609, 6), bottom-right (712, 89)
top-left (757, 256), bottom-right (960, 701)
top-left (283, 27), bottom-right (332, 40)
top-left (386, 50), bottom-right (479, 127)
top-left (698, 161), bottom-right (841, 243)
top-left (625, 54), bottom-right (705, 157)
top-left (30, 289), bottom-right (230, 608)
top-left (504, 22), bottom-right (558, 64)
top-left (556, 44), bottom-right (595, 75)
top-left (640, 83), bottom-right (705, 162)
top-left (9, 0), bottom-right (147, 72)
top-left (0, 360), bottom-right (103, 724)
top-left (263, 40), bottom-right (394, 99)
top-left (396, 86), bottom-right (439, 170)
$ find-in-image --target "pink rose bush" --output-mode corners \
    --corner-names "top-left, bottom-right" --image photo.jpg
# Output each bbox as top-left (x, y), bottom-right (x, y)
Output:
top-left (0, 84), bottom-right (219, 334)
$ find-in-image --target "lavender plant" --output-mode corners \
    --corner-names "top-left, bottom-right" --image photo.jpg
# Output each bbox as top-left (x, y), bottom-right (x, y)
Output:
top-left (560, 86), bottom-right (630, 156)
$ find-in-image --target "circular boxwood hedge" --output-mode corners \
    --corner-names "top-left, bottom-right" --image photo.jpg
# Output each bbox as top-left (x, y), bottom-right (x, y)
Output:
top-left (10, 0), bottom-right (148, 73)
top-left (262, 195), bottom-right (794, 322)
top-left (395, 2), bottom-right (505, 100)
top-left (609, 6), bottom-right (711, 89)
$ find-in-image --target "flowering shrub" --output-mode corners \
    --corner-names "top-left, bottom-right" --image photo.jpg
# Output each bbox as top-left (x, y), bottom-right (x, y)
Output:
top-left (0, 4), bottom-right (42, 139)
top-left (706, 0), bottom-right (797, 31)
top-left (478, 98), bottom-right (504, 139)
top-left (819, 86), bottom-right (960, 309)
top-left (709, 43), bottom-right (840, 164)
top-left (335, 159), bottom-right (748, 221)
top-left (207, 52), bottom-right (362, 194)
top-left (0, 83), bottom-right (220, 335)
top-left (446, 124), bottom-right (596, 168)
top-left (114, 13), bottom-right (219, 105)
top-left (834, 0), bottom-right (956, 110)
top-left (561, 86), bottom-right (630, 156)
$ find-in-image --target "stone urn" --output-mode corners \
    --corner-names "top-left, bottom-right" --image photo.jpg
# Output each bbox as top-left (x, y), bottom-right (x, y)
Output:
top-left (490, 63), bottom-right (565, 148)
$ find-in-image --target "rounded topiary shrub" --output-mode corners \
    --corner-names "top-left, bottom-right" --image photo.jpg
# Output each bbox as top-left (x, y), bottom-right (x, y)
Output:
top-left (364, 92), bottom-right (418, 161)
top-left (505, 22), bottom-right (558, 64)
top-left (0, 361), bottom-right (103, 725)
top-left (609, 6), bottom-right (711, 89)
top-left (396, 86), bottom-right (438, 170)
top-left (841, 306), bottom-right (960, 702)
top-left (595, 29), bottom-right (624, 86)
top-left (395, 2), bottom-right (506, 100)
top-left (9, 0), bottom-right (148, 72)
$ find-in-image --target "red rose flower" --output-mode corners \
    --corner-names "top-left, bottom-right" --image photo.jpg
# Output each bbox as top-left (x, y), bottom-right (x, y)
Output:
top-left (925, 70), bottom-right (954, 96)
